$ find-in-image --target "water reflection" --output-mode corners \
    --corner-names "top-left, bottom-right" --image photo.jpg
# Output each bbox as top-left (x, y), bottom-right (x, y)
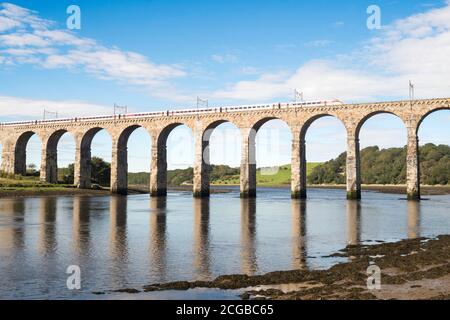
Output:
top-left (39, 197), bottom-right (57, 255)
top-left (240, 198), bottom-right (257, 275)
top-left (0, 200), bottom-right (26, 251)
top-left (346, 200), bottom-right (361, 246)
top-left (193, 198), bottom-right (211, 279)
top-left (291, 200), bottom-right (307, 269)
top-left (149, 197), bottom-right (167, 281)
top-left (407, 201), bottom-right (421, 239)
top-left (72, 197), bottom-right (91, 256)
top-left (109, 196), bottom-right (129, 281)
top-left (0, 189), bottom-right (448, 299)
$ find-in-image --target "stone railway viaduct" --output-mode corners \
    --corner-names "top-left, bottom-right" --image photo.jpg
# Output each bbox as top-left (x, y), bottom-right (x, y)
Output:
top-left (0, 97), bottom-right (449, 200)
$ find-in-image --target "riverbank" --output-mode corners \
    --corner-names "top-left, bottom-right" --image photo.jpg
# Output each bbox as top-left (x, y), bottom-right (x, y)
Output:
top-left (310, 184), bottom-right (450, 196)
top-left (1, 183), bottom-right (449, 198)
top-left (108, 234), bottom-right (450, 300)
top-left (0, 186), bottom-right (112, 198)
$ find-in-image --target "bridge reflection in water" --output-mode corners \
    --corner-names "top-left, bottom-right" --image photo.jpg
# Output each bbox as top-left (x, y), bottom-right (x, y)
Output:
top-left (0, 192), bottom-right (434, 298)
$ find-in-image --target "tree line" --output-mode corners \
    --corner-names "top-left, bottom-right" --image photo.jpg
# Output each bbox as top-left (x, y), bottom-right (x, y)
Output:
top-left (18, 143), bottom-right (448, 186)
top-left (308, 143), bottom-right (450, 185)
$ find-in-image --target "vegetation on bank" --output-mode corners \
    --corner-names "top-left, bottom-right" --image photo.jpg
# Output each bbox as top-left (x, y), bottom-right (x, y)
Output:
top-left (1, 144), bottom-right (448, 192)
top-left (308, 143), bottom-right (450, 185)
top-left (128, 163), bottom-right (322, 187)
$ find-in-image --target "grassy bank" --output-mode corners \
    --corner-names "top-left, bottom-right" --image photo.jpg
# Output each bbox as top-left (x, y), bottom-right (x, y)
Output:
top-left (0, 176), bottom-right (110, 198)
top-left (209, 163), bottom-right (322, 186)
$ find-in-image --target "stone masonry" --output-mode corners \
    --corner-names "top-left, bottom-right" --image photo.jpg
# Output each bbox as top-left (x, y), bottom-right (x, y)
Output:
top-left (1, 97), bottom-right (449, 200)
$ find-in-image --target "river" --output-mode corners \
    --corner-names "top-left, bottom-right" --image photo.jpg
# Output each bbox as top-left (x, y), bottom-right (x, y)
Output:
top-left (1, 187), bottom-right (449, 299)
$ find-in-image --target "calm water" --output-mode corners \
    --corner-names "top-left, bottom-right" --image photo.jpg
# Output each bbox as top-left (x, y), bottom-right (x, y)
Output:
top-left (1, 187), bottom-right (450, 299)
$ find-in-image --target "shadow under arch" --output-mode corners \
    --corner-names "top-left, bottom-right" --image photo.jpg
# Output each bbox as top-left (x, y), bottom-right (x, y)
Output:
top-left (77, 127), bottom-right (112, 189)
top-left (114, 125), bottom-right (152, 194)
top-left (42, 129), bottom-right (76, 184)
top-left (151, 122), bottom-right (193, 197)
top-left (14, 131), bottom-right (42, 176)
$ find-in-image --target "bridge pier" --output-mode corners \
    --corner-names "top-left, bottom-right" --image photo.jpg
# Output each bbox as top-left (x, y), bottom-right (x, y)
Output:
top-left (74, 134), bottom-right (93, 189)
top-left (406, 128), bottom-right (421, 201)
top-left (193, 127), bottom-right (210, 198)
top-left (0, 141), bottom-right (15, 175)
top-left (240, 128), bottom-right (257, 198)
top-left (111, 140), bottom-right (128, 195)
top-left (150, 134), bottom-right (168, 197)
top-left (40, 142), bottom-right (58, 183)
top-left (13, 132), bottom-right (35, 176)
top-left (41, 131), bottom-right (68, 184)
top-left (291, 130), bottom-right (307, 199)
top-left (346, 133), bottom-right (361, 200)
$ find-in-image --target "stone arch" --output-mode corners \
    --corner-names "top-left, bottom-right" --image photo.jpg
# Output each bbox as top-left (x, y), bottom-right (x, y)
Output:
top-left (42, 129), bottom-right (76, 183)
top-left (112, 125), bottom-right (152, 194)
top-left (416, 107), bottom-right (450, 187)
top-left (250, 116), bottom-right (282, 132)
top-left (150, 122), bottom-right (193, 197)
top-left (300, 113), bottom-right (347, 139)
top-left (192, 119), bottom-right (242, 197)
top-left (416, 106), bottom-right (450, 135)
top-left (353, 110), bottom-right (411, 199)
top-left (240, 116), bottom-right (292, 198)
top-left (14, 131), bottom-right (41, 176)
top-left (291, 113), bottom-right (347, 199)
top-left (76, 127), bottom-right (112, 189)
top-left (355, 111), bottom-right (406, 139)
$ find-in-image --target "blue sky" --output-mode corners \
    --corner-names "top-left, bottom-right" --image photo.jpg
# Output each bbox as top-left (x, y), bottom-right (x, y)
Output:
top-left (1, 0), bottom-right (450, 171)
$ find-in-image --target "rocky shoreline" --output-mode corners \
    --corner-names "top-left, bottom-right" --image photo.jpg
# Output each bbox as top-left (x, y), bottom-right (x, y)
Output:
top-left (106, 235), bottom-right (450, 300)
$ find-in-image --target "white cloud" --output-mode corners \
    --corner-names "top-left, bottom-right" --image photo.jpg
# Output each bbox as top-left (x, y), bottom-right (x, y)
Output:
top-left (0, 95), bottom-right (112, 119)
top-left (0, 3), bottom-right (186, 100)
top-left (213, 2), bottom-right (450, 103)
top-left (0, 15), bottom-right (20, 32)
top-left (211, 53), bottom-right (238, 64)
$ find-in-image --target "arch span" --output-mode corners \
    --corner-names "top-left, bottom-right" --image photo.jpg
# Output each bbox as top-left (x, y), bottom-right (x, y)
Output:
top-left (42, 129), bottom-right (75, 184)
top-left (150, 123), bottom-right (193, 197)
top-left (14, 131), bottom-right (41, 176)
top-left (357, 112), bottom-right (412, 198)
top-left (240, 117), bottom-right (291, 198)
top-left (192, 120), bottom-right (241, 197)
top-left (112, 125), bottom-right (151, 194)
top-left (293, 114), bottom-right (346, 199)
top-left (417, 109), bottom-right (450, 187)
top-left (76, 127), bottom-right (112, 189)
top-left (355, 111), bottom-right (406, 139)
top-left (416, 106), bottom-right (450, 135)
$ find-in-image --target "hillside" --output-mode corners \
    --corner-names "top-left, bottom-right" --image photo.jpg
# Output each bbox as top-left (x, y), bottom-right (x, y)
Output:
top-left (308, 143), bottom-right (450, 185)
top-left (129, 163), bottom-right (321, 187)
